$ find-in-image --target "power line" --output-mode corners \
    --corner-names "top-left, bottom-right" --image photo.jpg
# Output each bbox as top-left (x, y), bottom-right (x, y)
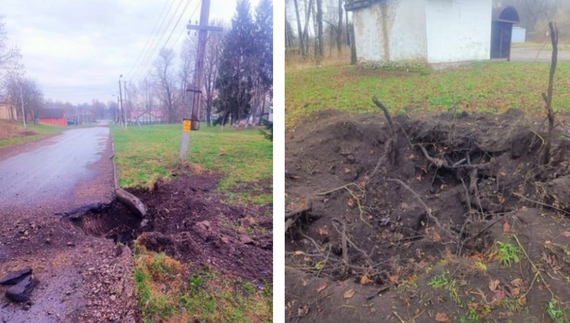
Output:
top-left (124, 0), bottom-right (171, 79)
top-left (129, 0), bottom-right (188, 83)
top-left (126, 0), bottom-right (180, 81)
top-left (137, 0), bottom-right (196, 84)
top-left (172, 2), bottom-right (201, 53)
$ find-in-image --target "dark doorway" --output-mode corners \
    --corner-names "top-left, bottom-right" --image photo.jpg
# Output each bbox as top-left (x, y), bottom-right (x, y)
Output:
top-left (491, 6), bottom-right (520, 60)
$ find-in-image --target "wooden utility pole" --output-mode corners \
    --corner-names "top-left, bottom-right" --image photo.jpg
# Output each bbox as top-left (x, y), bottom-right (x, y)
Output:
top-left (119, 74), bottom-right (124, 127)
top-left (179, 0), bottom-right (222, 160)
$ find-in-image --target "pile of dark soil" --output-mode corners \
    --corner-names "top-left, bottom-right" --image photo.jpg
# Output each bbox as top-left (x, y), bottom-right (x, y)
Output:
top-left (73, 172), bottom-right (273, 284)
top-left (286, 109), bottom-right (570, 322)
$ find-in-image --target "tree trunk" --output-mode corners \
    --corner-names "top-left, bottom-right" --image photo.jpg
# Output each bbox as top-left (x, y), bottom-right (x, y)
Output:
top-left (258, 96), bottom-right (265, 126)
top-left (337, 0), bottom-right (343, 55)
top-left (206, 96), bottom-right (212, 126)
top-left (350, 23), bottom-right (357, 65)
top-left (293, 0), bottom-right (305, 57)
top-left (316, 0), bottom-right (324, 63)
top-left (302, 0), bottom-right (314, 57)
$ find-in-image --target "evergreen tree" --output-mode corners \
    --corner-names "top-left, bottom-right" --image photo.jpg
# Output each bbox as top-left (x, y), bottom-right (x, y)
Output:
top-left (255, 0), bottom-right (273, 95)
top-left (215, 0), bottom-right (256, 125)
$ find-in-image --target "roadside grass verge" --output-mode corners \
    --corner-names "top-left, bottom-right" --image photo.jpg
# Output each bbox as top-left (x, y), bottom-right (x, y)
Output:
top-left (134, 246), bottom-right (272, 323)
top-left (0, 121), bottom-right (65, 148)
top-left (285, 61), bottom-right (570, 129)
top-left (111, 124), bottom-right (272, 203)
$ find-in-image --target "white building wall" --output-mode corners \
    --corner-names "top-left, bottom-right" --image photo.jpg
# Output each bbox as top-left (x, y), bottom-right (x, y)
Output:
top-left (425, 0), bottom-right (492, 63)
top-left (353, 0), bottom-right (427, 63)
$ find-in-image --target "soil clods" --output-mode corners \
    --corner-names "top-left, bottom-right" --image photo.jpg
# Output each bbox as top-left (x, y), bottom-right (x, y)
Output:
top-left (286, 108), bottom-right (570, 322)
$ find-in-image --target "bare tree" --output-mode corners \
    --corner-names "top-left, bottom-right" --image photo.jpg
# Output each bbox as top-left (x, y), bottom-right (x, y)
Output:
top-left (337, 0), bottom-right (343, 55)
top-left (293, 0), bottom-right (305, 56)
top-left (302, 0), bottom-right (314, 56)
top-left (179, 33), bottom-right (197, 116)
top-left (0, 17), bottom-right (21, 86)
top-left (4, 75), bottom-right (44, 123)
top-left (202, 21), bottom-right (226, 126)
top-left (153, 48), bottom-right (177, 123)
top-left (316, 0), bottom-right (324, 62)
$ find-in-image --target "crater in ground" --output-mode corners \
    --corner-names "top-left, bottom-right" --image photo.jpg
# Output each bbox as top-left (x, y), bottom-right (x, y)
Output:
top-left (286, 108), bottom-right (570, 322)
top-left (63, 172), bottom-right (273, 284)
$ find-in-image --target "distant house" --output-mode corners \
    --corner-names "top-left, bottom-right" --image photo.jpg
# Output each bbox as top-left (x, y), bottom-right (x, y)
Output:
top-left (345, 0), bottom-right (518, 64)
top-left (0, 102), bottom-right (17, 121)
top-left (128, 110), bottom-right (163, 124)
top-left (38, 108), bottom-right (67, 126)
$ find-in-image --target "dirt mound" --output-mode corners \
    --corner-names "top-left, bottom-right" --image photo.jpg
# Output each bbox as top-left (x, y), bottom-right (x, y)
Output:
top-left (69, 173), bottom-right (272, 284)
top-left (286, 109), bottom-right (570, 322)
top-left (132, 174), bottom-right (273, 283)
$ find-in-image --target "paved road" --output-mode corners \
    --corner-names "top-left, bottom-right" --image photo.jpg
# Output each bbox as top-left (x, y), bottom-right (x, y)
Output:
top-left (510, 47), bottom-right (570, 62)
top-left (0, 123), bottom-right (114, 215)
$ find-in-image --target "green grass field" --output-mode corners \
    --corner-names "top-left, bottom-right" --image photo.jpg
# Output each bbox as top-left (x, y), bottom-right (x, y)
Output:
top-left (111, 124), bottom-right (273, 202)
top-left (285, 61), bottom-right (570, 129)
top-left (134, 250), bottom-right (272, 323)
top-left (0, 122), bottom-right (65, 148)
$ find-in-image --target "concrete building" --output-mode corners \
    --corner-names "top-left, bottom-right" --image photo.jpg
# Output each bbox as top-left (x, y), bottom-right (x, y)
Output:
top-left (345, 0), bottom-right (494, 64)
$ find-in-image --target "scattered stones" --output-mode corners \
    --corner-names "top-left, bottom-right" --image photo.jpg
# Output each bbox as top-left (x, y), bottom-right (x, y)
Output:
top-left (0, 267), bottom-right (32, 285)
top-left (239, 235), bottom-right (254, 245)
top-left (192, 221), bottom-right (213, 240)
top-left (6, 275), bottom-right (36, 302)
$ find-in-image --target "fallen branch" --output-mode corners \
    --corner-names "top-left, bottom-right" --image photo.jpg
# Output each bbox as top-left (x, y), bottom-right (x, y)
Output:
top-left (116, 188), bottom-right (147, 218)
top-left (332, 219), bottom-right (374, 268)
top-left (512, 192), bottom-right (570, 216)
top-left (419, 145), bottom-right (447, 168)
top-left (513, 234), bottom-right (555, 299)
top-left (371, 96), bottom-right (398, 174)
top-left (372, 96), bottom-right (394, 133)
top-left (387, 178), bottom-right (449, 238)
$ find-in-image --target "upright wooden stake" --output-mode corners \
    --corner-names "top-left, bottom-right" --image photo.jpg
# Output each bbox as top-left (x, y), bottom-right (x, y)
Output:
top-left (542, 22), bottom-right (558, 165)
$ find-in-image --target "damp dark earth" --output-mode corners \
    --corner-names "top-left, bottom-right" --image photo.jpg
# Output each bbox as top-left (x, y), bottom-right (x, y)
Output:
top-left (285, 109), bottom-right (570, 322)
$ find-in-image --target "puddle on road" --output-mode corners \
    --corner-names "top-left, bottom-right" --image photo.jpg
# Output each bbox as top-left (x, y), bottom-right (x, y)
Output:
top-left (61, 200), bottom-right (142, 245)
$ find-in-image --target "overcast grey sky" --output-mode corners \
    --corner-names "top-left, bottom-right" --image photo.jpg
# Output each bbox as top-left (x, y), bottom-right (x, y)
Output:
top-left (2, 0), bottom-right (260, 104)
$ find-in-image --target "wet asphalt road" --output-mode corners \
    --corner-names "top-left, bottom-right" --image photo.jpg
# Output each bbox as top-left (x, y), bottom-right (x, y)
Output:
top-left (0, 123), bottom-right (114, 215)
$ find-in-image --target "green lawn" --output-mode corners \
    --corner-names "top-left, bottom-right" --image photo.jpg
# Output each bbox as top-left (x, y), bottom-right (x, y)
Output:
top-left (134, 250), bottom-right (272, 323)
top-left (285, 61), bottom-right (570, 129)
top-left (0, 123), bottom-right (66, 148)
top-left (111, 124), bottom-right (273, 199)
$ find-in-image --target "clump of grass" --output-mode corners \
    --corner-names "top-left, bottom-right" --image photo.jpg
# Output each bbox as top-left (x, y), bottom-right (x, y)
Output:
top-left (427, 271), bottom-right (461, 305)
top-left (489, 241), bottom-right (520, 267)
top-left (134, 244), bottom-right (272, 323)
top-left (427, 271), bottom-right (449, 289)
top-left (546, 298), bottom-right (569, 323)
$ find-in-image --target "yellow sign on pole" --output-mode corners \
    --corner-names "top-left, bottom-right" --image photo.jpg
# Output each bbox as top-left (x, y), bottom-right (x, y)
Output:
top-left (183, 119), bottom-right (191, 132)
